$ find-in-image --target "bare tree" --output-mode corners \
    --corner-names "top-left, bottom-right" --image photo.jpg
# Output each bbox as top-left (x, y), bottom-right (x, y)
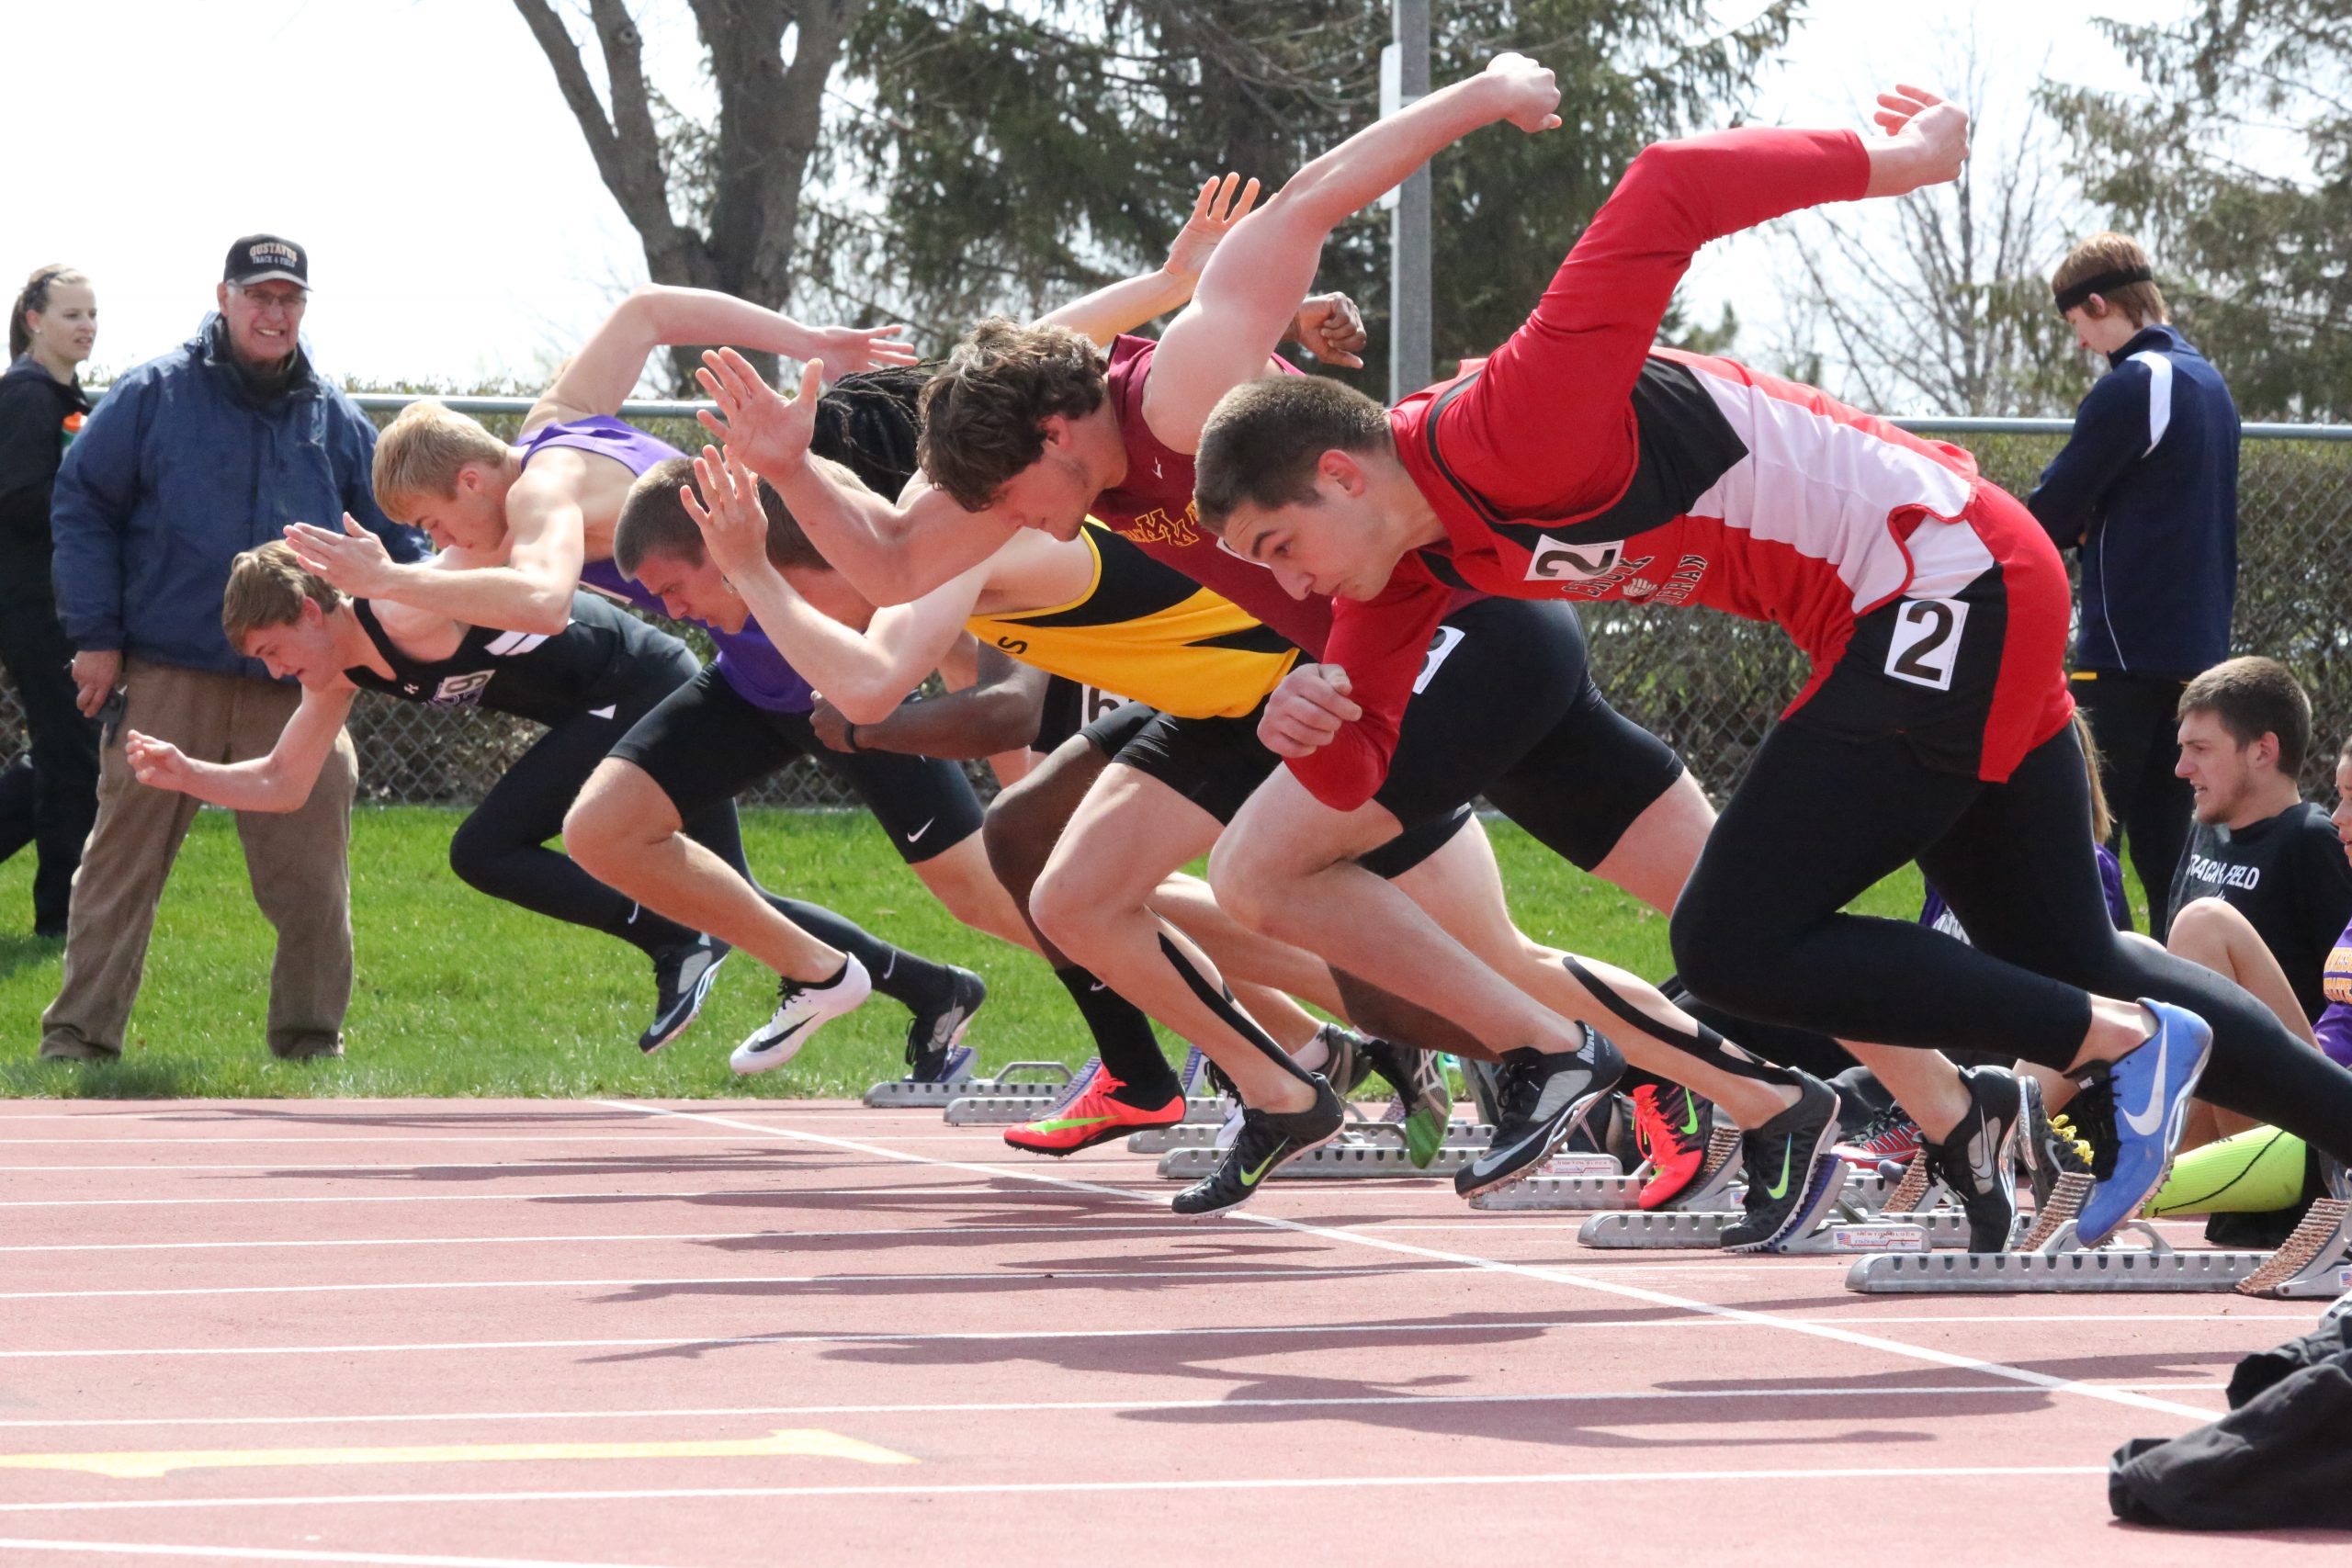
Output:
top-left (511, 0), bottom-right (867, 389)
top-left (1773, 41), bottom-right (2083, 415)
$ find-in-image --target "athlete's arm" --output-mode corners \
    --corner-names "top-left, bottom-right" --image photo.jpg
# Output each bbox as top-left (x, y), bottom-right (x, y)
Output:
top-left (681, 446), bottom-right (987, 721)
top-left (526, 284), bottom-right (914, 430)
top-left (696, 352), bottom-right (1021, 604)
top-left (814, 649), bottom-right (1053, 761)
top-left (1449, 87), bottom-right (1960, 513)
top-left (1147, 53), bottom-right (1564, 453)
top-left (2026, 367), bottom-right (2150, 551)
top-left (122, 682), bottom-right (358, 813)
top-left (1268, 560), bottom-right (1454, 811)
top-left (286, 474), bottom-right (589, 637)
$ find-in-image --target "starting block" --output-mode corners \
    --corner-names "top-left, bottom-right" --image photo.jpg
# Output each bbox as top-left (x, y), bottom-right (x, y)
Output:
top-left (1155, 1116), bottom-right (1487, 1181)
top-left (1124, 1098), bottom-right (1241, 1154)
top-left (864, 1058), bottom-right (1069, 1110)
top-left (1469, 1124), bottom-right (1744, 1213)
top-left (1844, 1189), bottom-right (2352, 1297)
top-left (1577, 1207), bottom-right (1954, 1254)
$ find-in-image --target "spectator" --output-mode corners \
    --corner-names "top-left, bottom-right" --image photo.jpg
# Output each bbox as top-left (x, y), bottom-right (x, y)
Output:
top-left (0, 265), bottom-right (99, 936)
top-left (2165, 657), bottom-right (2352, 1138)
top-left (2030, 231), bottom-right (2240, 932)
top-left (39, 236), bottom-right (421, 1063)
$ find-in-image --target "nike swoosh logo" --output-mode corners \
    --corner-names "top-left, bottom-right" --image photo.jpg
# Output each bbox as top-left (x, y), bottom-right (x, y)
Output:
top-left (1764, 1141), bottom-right (1793, 1200)
top-left (589, 705), bottom-right (616, 719)
top-left (1241, 1139), bottom-right (1289, 1186)
top-left (1965, 1115), bottom-right (1996, 1186)
top-left (2120, 1029), bottom-right (2171, 1136)
top-left (905, 819), bottom-right (934, 844)
top-left (1679, 1091), bottom-right (1701, 1136)
top-left (1029, 1114), bottom-right (1114, 1134)
top-left (1088, 981), bottom-right (1106, 992)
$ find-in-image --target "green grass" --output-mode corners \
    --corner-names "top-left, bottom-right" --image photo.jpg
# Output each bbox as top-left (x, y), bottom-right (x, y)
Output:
top-left (0, 806), bottom-right (1930, 1100)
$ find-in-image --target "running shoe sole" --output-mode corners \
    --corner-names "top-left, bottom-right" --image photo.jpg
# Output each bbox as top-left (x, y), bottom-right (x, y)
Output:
top-left (1454, 1088), bottom-right (1609, 1201)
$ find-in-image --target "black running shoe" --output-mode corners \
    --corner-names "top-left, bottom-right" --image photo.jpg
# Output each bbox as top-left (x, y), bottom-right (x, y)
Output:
top-left (1313, 1024), bottom-right (1372, 1097)
top-left (906, 966), bottom-right (987, 1081)
top-left (639, 936), bottom-right (730, 1053)
top-left (1922, 1066), bottom-right (2024, 1252)
top-left (1453, 1028), bottom-right (1627, 1199)
top-left (1170, 1076), bottom-right (1347, 1218)
top-left (1720, 1075), bottom-right (1845, 1252)
top-left (2018, 1074), bottom-right (2094, 1211)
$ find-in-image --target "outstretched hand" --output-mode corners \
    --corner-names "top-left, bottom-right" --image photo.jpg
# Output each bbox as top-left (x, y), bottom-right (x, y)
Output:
top-left (808, 323), bottom-right (917, 375)
top-left (1864, 83), bottom-right (1969, 197)
top-left (123, 730), bottom-right (195, 794)
top-left (696, 348), bottom-right (820, 478)
top-left (1483, 52), bottom-right (1562, 134)
top-left (284, 513), bottom-right (398, 597)
top-left (678, 443), bottom-right (775, 582)
top-left (1162, 173), bottom-right (1264, 282)
top-left (1291, 292), bottom-right (1368, 369)
top-left (1258, 662), bottom-right (1362, 758)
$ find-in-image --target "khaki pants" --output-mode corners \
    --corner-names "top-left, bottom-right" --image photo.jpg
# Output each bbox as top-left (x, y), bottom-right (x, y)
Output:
top-left (40, 659), bottom-right (356, 1060)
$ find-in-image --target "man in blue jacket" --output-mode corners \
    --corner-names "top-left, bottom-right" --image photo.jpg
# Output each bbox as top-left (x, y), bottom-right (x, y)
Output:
top-left (2030, 231), bottom-right (2240, 932)
top-left (39, 236), bottom-right (422, 1062)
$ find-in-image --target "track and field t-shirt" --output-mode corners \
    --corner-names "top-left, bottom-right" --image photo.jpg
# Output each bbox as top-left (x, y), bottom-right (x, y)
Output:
top-left (2166, 802), bottom-right (2352, 1023)
top-left (2317, 918), bottom-right (2352, 1067)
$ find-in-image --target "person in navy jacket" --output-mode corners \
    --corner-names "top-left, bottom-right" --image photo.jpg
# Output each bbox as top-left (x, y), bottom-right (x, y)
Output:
top-left (39, 235), bottom-right (423, 1064)
top-left (2029, 231), bottom-right (2240, 932)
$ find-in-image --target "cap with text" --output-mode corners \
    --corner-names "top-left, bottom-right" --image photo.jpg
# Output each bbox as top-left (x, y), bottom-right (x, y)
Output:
top-left (223, 234), bottom-right (309, 291)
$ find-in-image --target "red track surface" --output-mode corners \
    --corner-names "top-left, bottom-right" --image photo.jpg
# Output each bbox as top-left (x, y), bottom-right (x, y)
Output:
top-left (0, 1097), bottom-right (2339, 1565)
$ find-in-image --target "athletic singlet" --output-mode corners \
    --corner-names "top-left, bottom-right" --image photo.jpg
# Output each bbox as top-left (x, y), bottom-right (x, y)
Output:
top-left (1092, 335), bottom-right (1335, 658)
top-left (2319, 917), bottom-right (2352, 1067)
top-left (963, 524), bottom-right (1300, 720)
top-left (342, 592), bottom-right (679, 728)
top-left (516, 415), bottom-right (815, 714)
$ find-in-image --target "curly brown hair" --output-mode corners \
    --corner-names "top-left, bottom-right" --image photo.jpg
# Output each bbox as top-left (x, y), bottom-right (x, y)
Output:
top-left (916, 318), bottom-right (1108, 511)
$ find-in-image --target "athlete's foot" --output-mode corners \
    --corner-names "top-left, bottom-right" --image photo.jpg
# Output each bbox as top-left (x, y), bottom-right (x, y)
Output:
top-left (2069, 999), bottom-right (2213, 1247)
top-left (641, 935), bottom-right (731, 1054)
top-left (1454, 1027), bottom-right (1626, 1200)
top-left (1171, 1076), bottom-right (1347, 1217)
top-left (1720, 1075), bottom-right (1845, 1252)
top-left (1629, 1082), bottom-right (1715, 1209)
top-left (1359, 1035), bottom-right (1453, 1168)
top-left (905, 966), bottom-right (987, 1082)
top-left (729, 954), bottom-right (873, 1076)
top-left (1004, 1073), bottom-right (1182, 1156)
top-left (1308, 1024), bottom-right (1369, 1100)
top-left (1921, 1066), bottom-right (2024, 1252)
top-left (2017, 1073), bottom-right (2093, 1211)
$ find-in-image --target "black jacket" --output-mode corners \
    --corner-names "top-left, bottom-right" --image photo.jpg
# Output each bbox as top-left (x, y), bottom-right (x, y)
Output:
top-left (0, 353), bottom-right (89, 603)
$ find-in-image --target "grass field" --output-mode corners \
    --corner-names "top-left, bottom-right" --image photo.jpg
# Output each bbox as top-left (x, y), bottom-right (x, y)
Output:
top-left (0, 805), bottom-right (1942, 1100)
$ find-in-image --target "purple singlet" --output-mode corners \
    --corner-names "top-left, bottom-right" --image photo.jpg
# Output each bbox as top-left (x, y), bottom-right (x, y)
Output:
top-left (517, 416), bottom-right (814, 714)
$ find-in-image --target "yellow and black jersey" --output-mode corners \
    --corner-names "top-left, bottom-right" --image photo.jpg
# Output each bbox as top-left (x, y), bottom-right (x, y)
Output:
top-left (964, 523), bottom-right (1299, 720)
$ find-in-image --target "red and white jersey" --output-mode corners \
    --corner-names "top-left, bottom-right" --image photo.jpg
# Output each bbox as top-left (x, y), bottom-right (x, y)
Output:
top-left (1300, 127), bottom-right (2073, 811)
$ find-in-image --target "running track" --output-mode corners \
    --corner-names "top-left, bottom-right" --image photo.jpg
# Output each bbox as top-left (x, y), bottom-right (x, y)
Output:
top-left (0, 1098), bottom-right (2336, 1565)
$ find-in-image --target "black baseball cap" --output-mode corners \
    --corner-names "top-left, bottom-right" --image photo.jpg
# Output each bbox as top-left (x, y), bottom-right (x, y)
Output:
top-left (223, 234), bottom-right (310, 290)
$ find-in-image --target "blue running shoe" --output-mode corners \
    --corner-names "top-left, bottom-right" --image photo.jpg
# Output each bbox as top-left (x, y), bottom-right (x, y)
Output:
top-left (2072, 999), bottom-right (2213, 1247)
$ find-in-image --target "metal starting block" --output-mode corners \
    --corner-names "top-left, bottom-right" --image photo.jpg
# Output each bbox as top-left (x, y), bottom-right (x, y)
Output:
top-left (944, 1089), bottom-right (1072, 1125)
top-left (1578, 1207), bottom-right (1952, 1254)
top-left (1155, 1118), bottom-right (1481, 1180)
top-left (1846, 1196), bottom-right (2352, 1297)
top-left (1470, 1124), bottom-right (1744, 1213)
top-left (1124, 1098), bottom-right (1241, 1154)
top-left (1136, 1116), bottom-right (1493, 1156)
top-left (864, 1059), bottom-right (1069, 1110)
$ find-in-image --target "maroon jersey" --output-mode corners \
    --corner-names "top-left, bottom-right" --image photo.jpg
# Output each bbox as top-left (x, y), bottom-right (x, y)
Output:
top-left (1091, 335), bottom-right (1334, 658)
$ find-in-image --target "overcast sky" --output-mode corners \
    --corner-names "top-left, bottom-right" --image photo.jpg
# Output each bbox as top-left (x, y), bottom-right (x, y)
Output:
top-left (9, 0), bottom-right (2185, 400)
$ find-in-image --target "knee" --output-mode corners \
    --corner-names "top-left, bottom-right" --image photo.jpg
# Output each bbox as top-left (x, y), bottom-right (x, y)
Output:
top-left (1028, 854), bottom-right (1111, 956)
top-left (1204, 832), bottom-right (1283, 939)
top-left (2165, 897), bottom-right (2239, 958)
top-left (560, 768), bottom-right (646, 877)
top-left (446, 818), bottom-right (500, 895)
top-left (979, 786), bottom-right (1051, 906)
top-left (1668, 897), bottom-right (1769, 1016)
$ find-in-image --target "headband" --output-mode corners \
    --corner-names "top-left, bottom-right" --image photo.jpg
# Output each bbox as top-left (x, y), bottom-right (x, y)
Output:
top-left (2053, 265), bottom-right (2153, 313)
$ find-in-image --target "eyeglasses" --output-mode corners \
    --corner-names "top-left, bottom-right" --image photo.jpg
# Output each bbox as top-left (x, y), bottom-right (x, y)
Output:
top-left (232, 285), bottom-right (309, 310)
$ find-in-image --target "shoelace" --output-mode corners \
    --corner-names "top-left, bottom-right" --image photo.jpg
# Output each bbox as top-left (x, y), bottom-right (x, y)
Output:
top-left (1844, 1104), bottom-right (1919, 1154)
top-left (2045, 1111), bottom-right (2094, 1170)
top-left (1627, 1087), bottom-right (1666, 1161)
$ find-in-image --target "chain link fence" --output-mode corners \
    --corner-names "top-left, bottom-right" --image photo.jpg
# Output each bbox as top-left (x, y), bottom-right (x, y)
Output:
top-left (5, 400), bottom-right (2347, 807)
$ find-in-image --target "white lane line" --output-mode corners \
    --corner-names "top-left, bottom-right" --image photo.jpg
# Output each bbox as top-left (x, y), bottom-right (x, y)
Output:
top-left (0, 1463), bottom-right (2115, 1515)
top-left (0, 1262), bottom-right (1464, 1302)
top-left (0, 1224), bottom-right (1184, 1253)
top-left (0, 1383), bottom-right (2220, 1432)
top-left (0, 1539), bottom-right (688, 1568)
top-left (0, 1183), bottom-right (1055, 1210)
top-left (0, 1135), bottom-right (749, 1146)
top-left (601, 1100), bottom-right (2234, 1424)
top-left (0, 1318), bottom-right (1685, 1361)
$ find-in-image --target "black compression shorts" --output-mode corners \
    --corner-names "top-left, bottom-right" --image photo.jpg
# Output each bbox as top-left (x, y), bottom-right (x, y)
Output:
top-left (1040, 678), bottom-right (1146, 754)
top-left (609, 664), bottom-right (984, 864)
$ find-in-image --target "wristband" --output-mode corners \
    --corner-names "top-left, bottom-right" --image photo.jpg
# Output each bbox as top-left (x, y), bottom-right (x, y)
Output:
top-left (841, 721), bottom-right (862, 753)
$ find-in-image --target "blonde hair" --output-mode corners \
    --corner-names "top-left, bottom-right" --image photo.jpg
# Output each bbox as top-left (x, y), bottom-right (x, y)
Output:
top-left (2052, 232), bottom-right (2167, 327)
top-left (2073, 709), bottom-right (2113, 845)
top-left (222, 541), bottom-right (342, 651)
top-left (371, 399), bottom-right (509, 514)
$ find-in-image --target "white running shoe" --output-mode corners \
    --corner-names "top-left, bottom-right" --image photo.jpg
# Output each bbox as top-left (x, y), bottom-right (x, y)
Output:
top-left (729, 954), bottom-right (873, 1076)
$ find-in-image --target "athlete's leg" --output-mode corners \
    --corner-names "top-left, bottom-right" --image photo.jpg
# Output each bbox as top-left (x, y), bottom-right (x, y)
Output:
top-left (1029, 761), bottom-right (1317, 1111)
top-left (1585, 771), bottom-right (1718, 913)
top-left (1924, 728), bottom-right (2352, 1163)
top-left (565, 759), bottom-right (844, 982)
top-left (1148, 872), bottom-right (1352, 1019)
top-left (821, 741), bottom-right (1037, 953)
top-left (2167, 897), bottom-right (2320, 1143)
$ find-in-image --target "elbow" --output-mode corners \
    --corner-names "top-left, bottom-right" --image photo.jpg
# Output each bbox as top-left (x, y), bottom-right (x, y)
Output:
top-left (834, 685), bottom-right (910, 727)
top-left (520, 592), bottom-right (572, 637)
